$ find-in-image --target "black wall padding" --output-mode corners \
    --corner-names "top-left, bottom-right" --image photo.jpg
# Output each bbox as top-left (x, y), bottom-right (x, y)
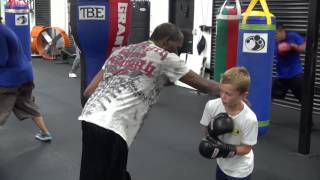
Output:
top-left (128, 0), bottom-right (150, 44)
top-left (34, 0), bottom-right (51, 26)
top-left (169, 0), bottom-right (194, 54)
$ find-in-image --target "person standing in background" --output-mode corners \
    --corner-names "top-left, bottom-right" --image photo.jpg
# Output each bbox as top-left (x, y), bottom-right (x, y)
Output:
top-left (0, 16), bottom-right (52, 142)
top-left (272, 22), bottom-right (306, 103)
top-left (69, 37), bottom-right (81, 78)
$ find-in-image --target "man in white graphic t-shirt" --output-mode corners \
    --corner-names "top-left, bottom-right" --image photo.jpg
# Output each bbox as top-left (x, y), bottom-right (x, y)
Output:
top-left (78, 23), bottom-right (220, 180)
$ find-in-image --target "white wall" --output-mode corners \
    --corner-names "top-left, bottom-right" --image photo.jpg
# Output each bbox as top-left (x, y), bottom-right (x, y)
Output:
top-left (148, 0), bottom-right (213, 69)
top-left (0, 0), bottom-right (5, 19)
top-left (192, 0), bottom-right (213, 68)
top-left (51, 0), bottom-right (68, 33)
top-left (149, 0), bottom-right (169, 34)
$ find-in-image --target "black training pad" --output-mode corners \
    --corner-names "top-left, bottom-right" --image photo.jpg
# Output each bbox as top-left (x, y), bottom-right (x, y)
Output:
top-left (0, 58), bottom-right (319, 180)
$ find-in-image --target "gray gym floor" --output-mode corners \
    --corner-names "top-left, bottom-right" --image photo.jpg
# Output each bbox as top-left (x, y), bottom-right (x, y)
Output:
top-left (0, 58), bottom-right (319, 180)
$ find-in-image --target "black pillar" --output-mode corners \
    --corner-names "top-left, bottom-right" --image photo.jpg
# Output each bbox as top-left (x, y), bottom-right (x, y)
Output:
top-left (298, 0), bottom-right (320, 154)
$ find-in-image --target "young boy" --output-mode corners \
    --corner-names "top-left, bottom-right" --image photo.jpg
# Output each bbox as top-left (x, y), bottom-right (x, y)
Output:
top-left (200, 67), bottom-right (258, 180)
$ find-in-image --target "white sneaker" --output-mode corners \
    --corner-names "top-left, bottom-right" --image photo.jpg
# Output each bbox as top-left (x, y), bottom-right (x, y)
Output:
top-left (68, 72), bottom-right (78, 78)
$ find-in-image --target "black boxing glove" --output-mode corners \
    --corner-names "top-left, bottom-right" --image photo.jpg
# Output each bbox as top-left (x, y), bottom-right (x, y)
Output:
top-left (208, 113), bottom-right (234, 139)
top-left (199, 136), bottom-right (237, 159)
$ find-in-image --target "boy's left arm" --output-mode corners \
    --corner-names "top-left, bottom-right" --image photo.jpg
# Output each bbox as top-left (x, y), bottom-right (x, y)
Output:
top-left (235, 144), bottom-right (252, 155)
top-left (200, 137), bottom-right (254, 158)
top-left (199, 141), bottom-right (252, 159)
top-left (231, 114), bottom-right (259, 156)
top-left (200, 114), bottom-right (258, 159)
top-left (237, 116), bottom-right (259, 156)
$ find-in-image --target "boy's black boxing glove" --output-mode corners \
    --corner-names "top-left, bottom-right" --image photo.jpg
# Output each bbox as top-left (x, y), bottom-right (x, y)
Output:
top-left (199, 112), bottom-right (235, 159)
top-left (208, 113), bottom-right (234, 140)
top-left (199, 136), bottom-right (237, 159)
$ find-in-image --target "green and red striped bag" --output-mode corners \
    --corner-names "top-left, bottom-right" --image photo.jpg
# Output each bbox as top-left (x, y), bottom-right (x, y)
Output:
top-left (213, 0), bottom-right (241, 81)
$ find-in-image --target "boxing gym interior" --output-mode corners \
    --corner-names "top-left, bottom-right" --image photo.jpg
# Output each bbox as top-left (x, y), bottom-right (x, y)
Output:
top-left (0, 0), bottom-right (320, 179)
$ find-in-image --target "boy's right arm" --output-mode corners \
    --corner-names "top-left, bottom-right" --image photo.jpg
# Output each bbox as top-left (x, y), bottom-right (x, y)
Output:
top-left (201, 125), bottom-right (208, 137)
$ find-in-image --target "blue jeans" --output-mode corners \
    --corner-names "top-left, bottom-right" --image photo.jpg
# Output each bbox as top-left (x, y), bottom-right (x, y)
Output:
top-left (216, 165), bottom-right (251, 180)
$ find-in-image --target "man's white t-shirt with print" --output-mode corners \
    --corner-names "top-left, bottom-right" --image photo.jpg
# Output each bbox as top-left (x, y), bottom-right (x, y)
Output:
top-left (200, 98), bottom-right (258, 178)
top-left (79, 41), bottom-right (189, 147)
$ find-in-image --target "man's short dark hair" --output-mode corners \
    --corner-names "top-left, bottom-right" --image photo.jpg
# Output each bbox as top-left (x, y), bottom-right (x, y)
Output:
top-left (0, 16), bottom-right (3, 23)
top-left (150, 23), bottom-right (183, 42)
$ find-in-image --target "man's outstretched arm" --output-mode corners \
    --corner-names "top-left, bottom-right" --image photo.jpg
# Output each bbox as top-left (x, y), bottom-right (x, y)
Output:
top-left (179, 70), bottom-right (219, 96)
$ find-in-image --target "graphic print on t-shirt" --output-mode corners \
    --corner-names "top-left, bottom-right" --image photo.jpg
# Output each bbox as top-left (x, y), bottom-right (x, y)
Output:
top-left (79, 41), bottom-right (190, 146)
top-left (82, 41), bottom-right (169, 116)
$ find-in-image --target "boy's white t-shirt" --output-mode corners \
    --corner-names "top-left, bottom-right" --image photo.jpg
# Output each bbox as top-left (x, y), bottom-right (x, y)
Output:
top-left (200, 98), bottom-right (258, 178)
top-left (78, 41), bottom-right (189, 147)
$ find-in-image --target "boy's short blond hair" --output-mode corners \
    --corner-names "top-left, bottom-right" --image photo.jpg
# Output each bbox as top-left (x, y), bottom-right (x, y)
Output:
top-left (220, 67), bottom-right (251, 93)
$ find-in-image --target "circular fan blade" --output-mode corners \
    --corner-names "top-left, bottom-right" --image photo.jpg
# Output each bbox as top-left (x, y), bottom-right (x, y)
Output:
top-left (36, 27), bottom-right (70, 60)
top-left (41, 31), bottom-right (53, 44)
